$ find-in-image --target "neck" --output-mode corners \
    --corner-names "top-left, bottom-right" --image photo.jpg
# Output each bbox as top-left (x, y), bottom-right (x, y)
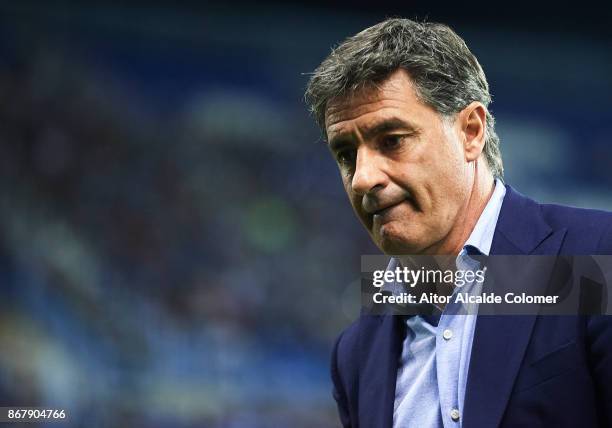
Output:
top-left (429, 159), bottom-right (495, 256)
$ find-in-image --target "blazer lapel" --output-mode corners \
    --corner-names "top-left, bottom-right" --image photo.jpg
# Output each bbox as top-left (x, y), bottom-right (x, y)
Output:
top-left (463, 185), bottom-right (567, 428)
top-left (358, 314), bottom-right (405, 428)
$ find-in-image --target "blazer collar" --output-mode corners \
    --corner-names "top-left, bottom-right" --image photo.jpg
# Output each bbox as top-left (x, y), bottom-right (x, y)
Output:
top-left (463, 184), bottom-right (567, 428)
top-left (490, 185), bottom-right (557, 255)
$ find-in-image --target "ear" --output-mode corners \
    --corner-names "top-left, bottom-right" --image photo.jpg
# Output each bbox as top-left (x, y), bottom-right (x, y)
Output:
top-left (458, 102), bottom-right (487, 162)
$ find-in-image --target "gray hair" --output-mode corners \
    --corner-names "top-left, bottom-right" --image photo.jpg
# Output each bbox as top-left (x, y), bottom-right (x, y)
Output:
top-left (305, 18), bottom-right (504, 178)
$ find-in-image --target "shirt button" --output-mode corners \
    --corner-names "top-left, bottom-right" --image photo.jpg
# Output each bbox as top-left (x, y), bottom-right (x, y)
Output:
top-left (450, 408), bottom-right (461, 421)
top-left (443, 329), bottom-right (453, 340)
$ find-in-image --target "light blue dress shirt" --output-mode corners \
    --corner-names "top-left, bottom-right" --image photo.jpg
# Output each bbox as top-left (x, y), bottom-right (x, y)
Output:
top-left (392, 180), bottom-right (506, 428)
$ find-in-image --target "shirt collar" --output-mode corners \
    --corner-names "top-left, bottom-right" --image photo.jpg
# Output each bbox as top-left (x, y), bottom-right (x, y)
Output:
top-left (462, 179), bottom-right (506, 256)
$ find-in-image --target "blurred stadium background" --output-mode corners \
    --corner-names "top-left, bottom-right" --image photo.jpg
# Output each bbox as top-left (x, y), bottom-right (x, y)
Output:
top-left (0, 2), bottom-right (610, 427)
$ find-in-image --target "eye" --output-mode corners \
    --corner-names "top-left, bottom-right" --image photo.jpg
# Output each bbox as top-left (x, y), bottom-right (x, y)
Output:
top-left (380, 135), bottom-right (405, 151)
top-left (336, 149), bottom-right (356, 166)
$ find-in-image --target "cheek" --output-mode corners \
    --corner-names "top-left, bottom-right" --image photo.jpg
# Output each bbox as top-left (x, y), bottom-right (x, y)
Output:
top-left (343, 180), bottom-right (365, 217)
top-left (409, 151), bottom-right (467, 221)
top-left (340, 167), bottom-right (354, 191)
top-left (342, 178), bottom-right (356, 205)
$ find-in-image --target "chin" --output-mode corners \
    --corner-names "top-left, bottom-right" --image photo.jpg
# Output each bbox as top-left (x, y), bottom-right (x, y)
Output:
top-left (375, 224), bottom-right (423, 255)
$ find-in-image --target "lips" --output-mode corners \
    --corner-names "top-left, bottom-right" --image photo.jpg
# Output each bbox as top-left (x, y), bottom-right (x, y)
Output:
top-left (364, 193), bottom-right (406, 214)
top-left (375, 198), bottom-right (423, 224)
top-left (371, 200), bottom-right (404, 217)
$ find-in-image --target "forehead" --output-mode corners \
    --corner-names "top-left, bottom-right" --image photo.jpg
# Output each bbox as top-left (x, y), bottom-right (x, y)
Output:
top-left (324, 69), bottom-right (436, 137)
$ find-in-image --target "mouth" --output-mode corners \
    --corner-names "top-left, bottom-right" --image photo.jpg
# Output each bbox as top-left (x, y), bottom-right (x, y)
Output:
top-left (371, 197), bottom-right (417, 218)
top-left (372, 201), bottom-right (402, 217)
top-left (369, 197), bottom-right (419, 222)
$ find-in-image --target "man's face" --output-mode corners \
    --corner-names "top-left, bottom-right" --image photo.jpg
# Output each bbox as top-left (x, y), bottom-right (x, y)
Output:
top-left (325, 69), bottom-right (472, 255)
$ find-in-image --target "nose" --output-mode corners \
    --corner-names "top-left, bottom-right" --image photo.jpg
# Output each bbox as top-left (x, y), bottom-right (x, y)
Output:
top-left (351, 146), bottom-right (388, 195)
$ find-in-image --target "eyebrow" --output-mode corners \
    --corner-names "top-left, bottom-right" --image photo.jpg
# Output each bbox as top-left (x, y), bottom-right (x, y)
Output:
top-left (327, 117), bottom-right (416, 151)
top-left (362, 117), bottom-right (416, 140)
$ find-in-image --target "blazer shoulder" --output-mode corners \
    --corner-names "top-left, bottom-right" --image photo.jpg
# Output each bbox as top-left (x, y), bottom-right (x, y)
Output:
top-left (538, 202), bottom-right (612, 253)
top-left (497, 185), bottom-right (612, 254)
top-left (333, 317), bottom-right (362, 369)
top-left (332, 315), bottom-right (374, 392)
top-left (330, 317), bottom-right (363, 426)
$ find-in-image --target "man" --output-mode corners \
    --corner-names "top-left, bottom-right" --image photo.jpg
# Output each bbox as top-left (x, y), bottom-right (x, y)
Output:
top-left (305, 18), bottom-right (612, 427)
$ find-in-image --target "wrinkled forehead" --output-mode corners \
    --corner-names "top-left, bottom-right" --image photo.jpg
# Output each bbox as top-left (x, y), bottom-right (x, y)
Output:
top-left (325, 84), bottom-right (384, 126)
top-left (324, 71), bottom-right (433, 140)
top-left (323, 70), bottom-right (424, 130)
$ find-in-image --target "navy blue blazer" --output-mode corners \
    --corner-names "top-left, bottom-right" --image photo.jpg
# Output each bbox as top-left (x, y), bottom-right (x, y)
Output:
top-left (331, 185), bottom-right (612, 427)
